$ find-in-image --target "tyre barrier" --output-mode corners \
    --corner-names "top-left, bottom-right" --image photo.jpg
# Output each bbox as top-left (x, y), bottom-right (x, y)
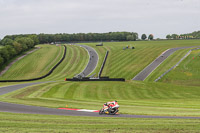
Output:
top-left (0, 45), bottom-right (67, 82)
top-left (65, 77), bottom-right (125, 82)
top-left (98, 51), bottom-right (109, 78)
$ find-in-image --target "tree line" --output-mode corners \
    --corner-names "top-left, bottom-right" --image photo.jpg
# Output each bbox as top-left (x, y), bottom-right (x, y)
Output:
top-left (2, 32), bottom-right (139, 44)
top-left (166, 31), bottom-right (200, 40)
top-left (1, 32), bottom-right (156, 46)
top-left (0, 35), bottom-right (38, 68)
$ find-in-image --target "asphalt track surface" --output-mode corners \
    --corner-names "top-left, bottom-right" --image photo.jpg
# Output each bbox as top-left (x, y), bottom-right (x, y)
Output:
top-left (1, 83), bottom-right (200, 119)
top-left (75, 44), bottom-right (98, 77)
top-left (132, 46), bottom-right (200, 81)
top-left (1, 45), bottom-right (200, 119)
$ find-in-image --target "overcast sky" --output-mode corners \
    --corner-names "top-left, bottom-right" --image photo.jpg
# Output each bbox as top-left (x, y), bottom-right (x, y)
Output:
top-left (0, 0), bottom-right (200, 39)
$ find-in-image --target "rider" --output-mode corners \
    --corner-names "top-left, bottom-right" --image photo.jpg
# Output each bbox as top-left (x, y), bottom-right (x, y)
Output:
top-left (103, 100), bottom-right (118, 111)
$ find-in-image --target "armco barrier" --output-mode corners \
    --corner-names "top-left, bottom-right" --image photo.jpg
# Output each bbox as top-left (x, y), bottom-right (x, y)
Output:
top-left (0, 45), bottom-right (67, 82)
top-left (65, 77), bottom-right (125, 82)
top-left (98, 51), bottom-right (109, 78)
top-left (155, 47), bottom-right (200, 82)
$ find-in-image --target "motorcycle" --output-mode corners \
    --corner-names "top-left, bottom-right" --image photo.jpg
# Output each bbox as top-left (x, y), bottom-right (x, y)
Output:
top-left (99, 101), bottom-right (119, 115)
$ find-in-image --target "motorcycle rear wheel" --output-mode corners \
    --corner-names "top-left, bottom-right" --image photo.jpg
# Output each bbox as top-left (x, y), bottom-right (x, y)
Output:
top-left (99, 110), bottom-right (103, 115)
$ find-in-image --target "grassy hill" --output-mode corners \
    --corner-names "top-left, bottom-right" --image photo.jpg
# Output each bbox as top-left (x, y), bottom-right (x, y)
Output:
top-left (0, 45), bottom-right (63, 80)
top-left (145, 48), bottom-right (193, 82)
top-left (83, 40), bottom-right (200, 80)
top-left (160, 49), bottom-right (200, 86)
top-left (1, 40), bottom-right (199, 81)
top-left (1, 40), bottom-right (200, 132)
top-left (0, 44), bottom-right (89, 81)
top-left (44, 44), bottom-right (89, 81)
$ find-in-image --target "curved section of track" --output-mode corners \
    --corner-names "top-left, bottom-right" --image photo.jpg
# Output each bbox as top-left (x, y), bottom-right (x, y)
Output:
top-left (75, 44), bottom-right (98, 77)
top-left (132, 46), bottom-right (200, 81)
top-left (0, 45), bottom-right (66, 82)
top-left (1, 83), bottom-right (200, 119)
top-left (0, 101), bottom-right (200, 119)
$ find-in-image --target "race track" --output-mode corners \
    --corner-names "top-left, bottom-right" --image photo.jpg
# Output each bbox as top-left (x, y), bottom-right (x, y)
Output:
top-left (132, 46), bottom-right (199, 81)
top-left (75, 44), bottom-right (98, 77)
top-left (1, 83), bottom-right (200, 119)
top-left (1, 45), bottom-right (200, 119)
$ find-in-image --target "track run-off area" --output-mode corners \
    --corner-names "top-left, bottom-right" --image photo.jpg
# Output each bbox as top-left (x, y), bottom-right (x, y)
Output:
top-left (1, 83), bottom-right (200, 119)
top-left (1, 40), bottom-right (200, 120)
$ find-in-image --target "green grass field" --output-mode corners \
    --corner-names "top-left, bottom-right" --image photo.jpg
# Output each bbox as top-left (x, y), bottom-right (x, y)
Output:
top-left (160, 49), bottom-right (200, 86)
top-left (1, 80), bottom-right (200, 117)
top-left (83, 40), bottom-right (200, 80)
top-left (1, 112), bottom-right (200, 133)
top-left (0, 44), bottom-right (89, 81)
top-left (0, 45), bottom-right (63, 80)
top-left (44, 44), bottom-right (89, 81)
top-left (145, 48), bottom-right (192, 82)
top-left (1, 40), bottom-right (200, 132)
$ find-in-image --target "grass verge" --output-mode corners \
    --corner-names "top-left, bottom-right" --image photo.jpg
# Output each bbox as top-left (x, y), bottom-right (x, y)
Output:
top-left (1, 112), bottom-right (200, 133)
top-left (1, 81), bottom-right (200, 117)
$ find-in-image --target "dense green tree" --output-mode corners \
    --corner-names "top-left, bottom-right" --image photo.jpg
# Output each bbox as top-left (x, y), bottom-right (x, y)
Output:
top-left (13, 41), bottom-right (23, 54)
top-left (0, 55), bottom-right (4, 66)
top-left (26, 38), bottom-right (34, 48)
top-left (126, 35), bottom-right (133, 41)
top-left (28, 35), bottom-right (39, 45)
top-left (15, 37), bottom-right (34, 49)
top-left (0, 38), bottom-right (14, 46)
top-left (0, 47), bottom-right (10, 63)
top-left (126, 33), bottom-right (137, 41)
top-left (0, 35), bottom-right (35, 67)
top-left (171, 34), bottom-right (178, 39)
top-left (5, 45), bottom-right (16, 58)
top-left (54, 34), bottom-right (63, 42)
top-left (1, 32), bottom-right (139, 44)
top-left (141, 34), bottom-right (147, 40)
top-left (166, 34), bottom-right (172, 39)
top-left (62, 34), bottom-right (70, 42)
top-left (38, 34), bottom-right (49, 44)
top-left (148, 34), bottom-right (154, 40)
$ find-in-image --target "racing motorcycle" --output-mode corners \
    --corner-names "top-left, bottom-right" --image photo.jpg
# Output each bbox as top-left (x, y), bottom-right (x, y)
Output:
top-left (99, 101), bottom-right (119, 115)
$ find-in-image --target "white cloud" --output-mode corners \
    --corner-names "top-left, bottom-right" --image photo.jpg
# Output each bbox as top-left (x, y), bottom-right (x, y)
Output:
top-left (0, 0), bottom-right (200, 39)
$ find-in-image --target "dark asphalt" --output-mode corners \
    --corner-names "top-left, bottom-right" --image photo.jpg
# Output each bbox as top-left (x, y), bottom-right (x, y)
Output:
top-left (0, 82), bottom-right (50, 95)
top-left (1, 101), bottom-right (200, 119)
top-left (75, 44), bottom-right (98, 77)
top-left (132, 46), bottom-right (200, 81)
